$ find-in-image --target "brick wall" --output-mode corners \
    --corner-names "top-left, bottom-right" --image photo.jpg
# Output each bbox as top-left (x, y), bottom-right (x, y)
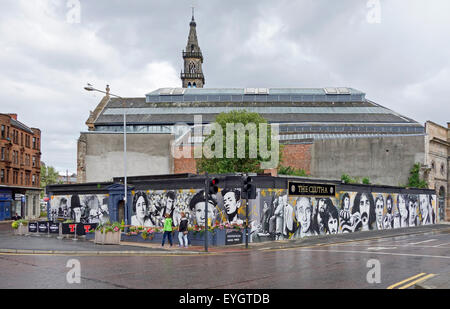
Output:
top-left (173, 146), bottom-right (198, 174)
top-left (173, 143), bottom-right (313, 175)
top-left (280, 143), bottom-right (312, 174)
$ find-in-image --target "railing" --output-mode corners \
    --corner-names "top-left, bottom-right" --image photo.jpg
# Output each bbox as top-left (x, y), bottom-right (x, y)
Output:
top-left (182, 51), bottom-right (203, 60)
top-left (180, 72), bottom-right (205, 80)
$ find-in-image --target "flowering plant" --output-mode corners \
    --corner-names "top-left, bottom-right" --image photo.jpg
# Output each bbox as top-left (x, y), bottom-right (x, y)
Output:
top-left (96, 221), bottom-right (122, 233)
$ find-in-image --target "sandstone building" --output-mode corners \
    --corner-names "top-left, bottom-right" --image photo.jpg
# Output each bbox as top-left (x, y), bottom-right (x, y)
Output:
top-left (0, 113), bottom-right (42, 220)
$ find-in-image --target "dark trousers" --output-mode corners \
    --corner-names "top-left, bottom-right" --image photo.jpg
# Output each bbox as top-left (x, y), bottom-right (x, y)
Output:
top-left (162, 231), bottom-right (173, 246)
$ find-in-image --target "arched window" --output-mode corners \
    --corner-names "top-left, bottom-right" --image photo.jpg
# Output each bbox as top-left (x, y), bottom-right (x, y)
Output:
top-left (187, 82), bottom-right (191, 88)
top-left (193, 82), bottom-right (197, 88)
top-left (191, 44), bottom-right (195, 52)
top-left (189, 62), bottom-right (196, 73)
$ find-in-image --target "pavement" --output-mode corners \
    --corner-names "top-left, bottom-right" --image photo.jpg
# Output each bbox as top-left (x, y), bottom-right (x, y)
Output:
top-left (1, 220), bottom-right (450, 289)
top-left (1, 220), bottom-right (449, 255)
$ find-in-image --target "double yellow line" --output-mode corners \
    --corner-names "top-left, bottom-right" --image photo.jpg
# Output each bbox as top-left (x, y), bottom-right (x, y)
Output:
top-left (387, 273), bottom-right (437, 289)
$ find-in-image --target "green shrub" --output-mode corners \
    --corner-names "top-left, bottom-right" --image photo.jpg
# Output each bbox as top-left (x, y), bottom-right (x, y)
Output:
top-left (278, 166), bottom-right (309, 177)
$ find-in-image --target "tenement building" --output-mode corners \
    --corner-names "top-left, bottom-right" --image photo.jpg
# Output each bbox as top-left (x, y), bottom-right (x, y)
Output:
top-left (77, 14), bottom-right (447, 220)
top-left (0, 113), bottom-right (42, 220)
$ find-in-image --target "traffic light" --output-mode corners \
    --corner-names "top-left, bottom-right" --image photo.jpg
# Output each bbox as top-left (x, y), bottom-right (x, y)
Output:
top-left (242, 175), bottom-right (257, 200)
top-left (208, 177), bottom-right (219, 195)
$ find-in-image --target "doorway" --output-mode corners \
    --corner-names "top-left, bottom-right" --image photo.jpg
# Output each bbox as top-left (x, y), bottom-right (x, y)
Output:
top-left (118, 200), bottom-right (125, 223)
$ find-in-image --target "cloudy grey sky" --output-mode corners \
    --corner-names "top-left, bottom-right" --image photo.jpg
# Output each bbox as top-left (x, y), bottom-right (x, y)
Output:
top-left (1, 0), bottom-right (449, 174)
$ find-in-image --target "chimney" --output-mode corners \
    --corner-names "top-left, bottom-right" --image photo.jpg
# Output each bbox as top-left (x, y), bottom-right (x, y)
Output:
top-left (8, 114), bottom-right (17, 120)
top-left (106, 85), bottom-right (110, 96)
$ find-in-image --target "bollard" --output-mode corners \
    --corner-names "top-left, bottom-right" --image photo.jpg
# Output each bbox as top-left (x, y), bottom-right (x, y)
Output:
top-left (57, 223), bottom-right (63, 240)
top-left (73, 223), bottom-right (78, 241)
top-left (47, 222), bottom-right (51, 238)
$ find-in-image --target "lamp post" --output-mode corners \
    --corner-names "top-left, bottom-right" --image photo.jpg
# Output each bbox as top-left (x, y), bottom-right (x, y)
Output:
top-left (84, 84), bottom-right (127, 224)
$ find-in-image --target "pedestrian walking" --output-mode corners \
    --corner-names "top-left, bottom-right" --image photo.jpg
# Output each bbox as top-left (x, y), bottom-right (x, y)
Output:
top-left (161, 213), bottom-right (173, 247)
top-left (178, 212), bottom-right (189, 248)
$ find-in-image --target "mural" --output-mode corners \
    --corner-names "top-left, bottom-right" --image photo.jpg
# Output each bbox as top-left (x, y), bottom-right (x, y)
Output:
top-left (252, 190), bottom-right (438, 242)
top-left (49, 187), bottom-right (438, 244)
top-left (129, 188), bottom-right (249, 228)
top-left (50, 194), bottom-right (110, 224)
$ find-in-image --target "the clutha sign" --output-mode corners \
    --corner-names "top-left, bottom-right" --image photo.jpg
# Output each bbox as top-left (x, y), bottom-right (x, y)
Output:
top-left (288, 182), bottom-right (336, 197)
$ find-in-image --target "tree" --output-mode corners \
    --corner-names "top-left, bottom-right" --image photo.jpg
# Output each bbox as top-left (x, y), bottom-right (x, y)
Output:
top-left (40, 162), bottom-right (62, 197)
top-left (407, 163), bottom-right (428, 189)
top-left (196, 110), bottom-right (281, 174)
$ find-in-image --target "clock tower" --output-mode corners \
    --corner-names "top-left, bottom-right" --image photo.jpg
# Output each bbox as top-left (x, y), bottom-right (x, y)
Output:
top-left (181, 12), bottom-right (205, 88)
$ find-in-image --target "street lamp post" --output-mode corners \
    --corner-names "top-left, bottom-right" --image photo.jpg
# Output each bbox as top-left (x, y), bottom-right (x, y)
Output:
top-left (84, 84), bottom-right (127, 224)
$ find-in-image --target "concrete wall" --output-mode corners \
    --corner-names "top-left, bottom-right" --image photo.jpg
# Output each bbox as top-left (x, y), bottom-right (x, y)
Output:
top-left (311, 135), bottom-right (425, 186)
top-left (78, 133), bottom-right (174, 183)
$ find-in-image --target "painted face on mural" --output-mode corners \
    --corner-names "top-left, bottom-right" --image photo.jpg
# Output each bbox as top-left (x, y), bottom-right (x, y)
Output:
top-left (136, 196), bottom-right (147, 220)
top-left (166, 196), bottom-right (174, 213)
top-left (359, 193), bottom-right (371, 228)
top-left (419, 195), bottom-right (429, 220)
top-left (408, 197), bottom-right (418, 226)
top-left (343, 196), bottom-right (350, 211)
top-left (296, 197), bottom-right (312, 233)
top-left (386, 197), bottom-right (392, 213)
top-left (73, 207), bottom-right (82, 222)
top-left (87, 196), bottom-right (100, 210)
top-left (398, 195), bottom-right (408, 223)
top-left (223, 191), bottom-right (238, 215)
top-left (194, 201), bottom-right (216, 226)
top-left (327, 216), bottom-right (338, 234)
top-left (375, 198), bottom-right (384, 224)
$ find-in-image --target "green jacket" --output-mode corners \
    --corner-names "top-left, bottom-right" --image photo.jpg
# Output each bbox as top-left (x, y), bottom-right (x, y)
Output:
top-left (163, 218), bottom-right (173, 232)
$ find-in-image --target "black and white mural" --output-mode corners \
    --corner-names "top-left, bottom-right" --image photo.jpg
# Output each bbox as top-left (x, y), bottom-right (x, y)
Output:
top-left (49, 187), bottom-right (438, 243)
top-left (129, 188), bottom-right (249, 228)
top-left (50, 194), bottom-right (110, 224)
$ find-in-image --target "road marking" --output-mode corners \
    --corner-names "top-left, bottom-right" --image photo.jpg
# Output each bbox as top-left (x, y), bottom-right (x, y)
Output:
top-left (387, 273), bottom-right (427, 289)
top-left (367, 247), bottom-right (397, 251)
top-left (398, 274), bottom-right (436, 289)
top-left (407, 239), bottom-right (438, 245)
top-left (295, 248), bottom-right (450, 260)
top-left (432, 242), bottom-right (450, 248)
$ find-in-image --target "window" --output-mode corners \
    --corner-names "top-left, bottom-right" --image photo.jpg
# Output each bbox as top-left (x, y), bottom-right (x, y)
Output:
top-left (21, 133), bottom-right (23, 146)
top-left (32, 174), bottom-right (36, 186)
top-left (32, 137), bottom-right (36, 149)
top-left (1, 125), bottom-right (5, 139)
top-left (441, 164), bottom-right (446, 176)
top-left (0, 169), bottom-right (4, 183)
top-left (6, 169), bottom-right (9, 183)
top-left (20, 172), bottom-right (23, 185)
top-left (1, 147), bottom-right (4, 160)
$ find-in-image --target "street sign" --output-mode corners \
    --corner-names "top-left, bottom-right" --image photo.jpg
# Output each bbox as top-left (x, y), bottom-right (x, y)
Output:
top-left (288, 182), bottom-right (336, 197)
top-left (225, 229), bottom-right (243, 245)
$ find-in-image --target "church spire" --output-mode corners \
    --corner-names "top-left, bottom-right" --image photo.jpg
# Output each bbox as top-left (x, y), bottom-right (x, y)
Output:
top-left (181, 10), bottom-right (205, 88)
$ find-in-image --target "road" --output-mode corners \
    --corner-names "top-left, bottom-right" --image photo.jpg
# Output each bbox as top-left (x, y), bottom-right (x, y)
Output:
top-left (0, 228), bottom-right (449, 289)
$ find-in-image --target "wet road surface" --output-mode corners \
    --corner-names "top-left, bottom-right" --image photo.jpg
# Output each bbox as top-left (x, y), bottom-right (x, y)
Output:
top-left (1, 229), bottom-right (449, 289)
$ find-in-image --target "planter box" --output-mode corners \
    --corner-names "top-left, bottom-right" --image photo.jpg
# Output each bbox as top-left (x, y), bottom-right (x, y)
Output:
top-left (121, 232), bottom-right (165, 243)
top-left (94, 230), bottom-right (121, 245)
top-left (119, 230), bottom-right (244, 246)
top-left (13, 224), bottom-right (28, 236)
